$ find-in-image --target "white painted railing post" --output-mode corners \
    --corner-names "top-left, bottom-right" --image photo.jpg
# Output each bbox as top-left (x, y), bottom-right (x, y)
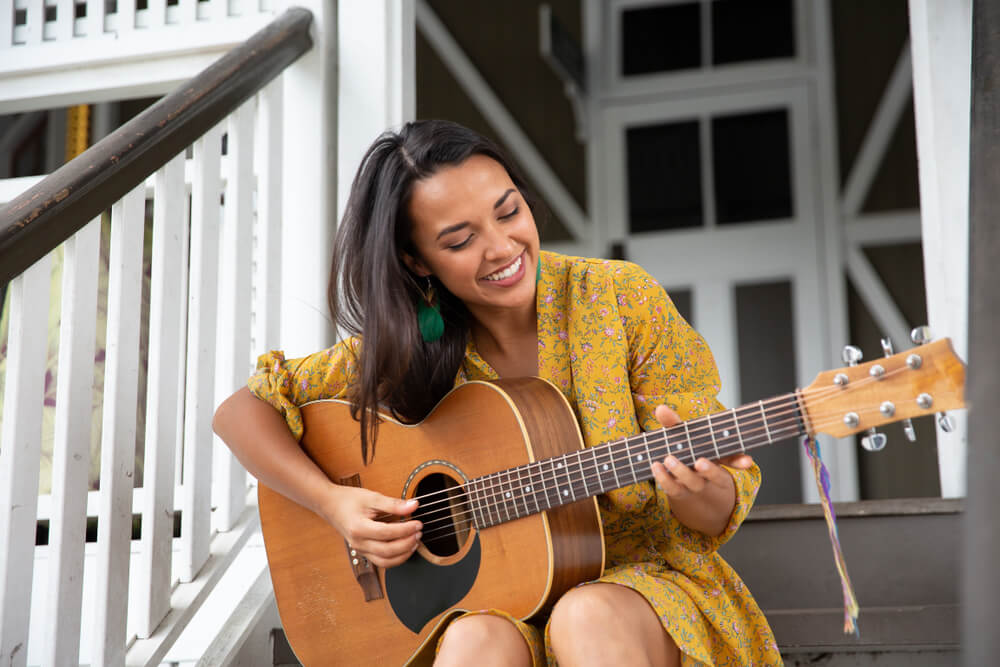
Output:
top-left (92, 184), bottom-right (147, 667)
top-left (0, 254), bottom-right (52, 667)
top-left (278, 0), bottom-right (337, 357)
top-left (908, 0), bottom-right (972, 498)
top-left (43, 217), bottom-right (102, 666)
top-left (214, 102), bottom-right (254, 531)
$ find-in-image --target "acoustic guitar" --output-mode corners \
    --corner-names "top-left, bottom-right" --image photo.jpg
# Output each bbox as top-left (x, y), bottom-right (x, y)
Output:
top-left (258, 338), bottom-right (966, 666)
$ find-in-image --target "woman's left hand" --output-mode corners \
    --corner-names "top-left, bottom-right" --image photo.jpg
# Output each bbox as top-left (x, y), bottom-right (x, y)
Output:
top-left (648, 404), bottom-right (754, 536)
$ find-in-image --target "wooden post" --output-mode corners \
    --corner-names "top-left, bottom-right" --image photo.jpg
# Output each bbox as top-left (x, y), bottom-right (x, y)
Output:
top-left (962, 1), bottom-right (1000, 663)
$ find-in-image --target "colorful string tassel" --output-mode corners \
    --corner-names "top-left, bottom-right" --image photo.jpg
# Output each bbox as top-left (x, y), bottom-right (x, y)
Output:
top-left (802, 436), bottom-right (860, 636)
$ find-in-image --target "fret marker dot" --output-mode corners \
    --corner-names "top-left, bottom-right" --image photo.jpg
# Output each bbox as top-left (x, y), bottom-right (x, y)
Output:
top-left (525, 486), bottom-right (532, 493)
top-left (602, 464), bottom-right (609, 471)
top-left (636, 454), bottom-right (644, 461)
top-left (562, 489), bottom-right (569, 497)
top-left (675, 444), bottom-right (682, 451)
top-left (505, 492), bottom-right (511, 498)
top-left (557, 463), bottom-right (564, 468)
top-left (723, 430), bottom-right (730, 437)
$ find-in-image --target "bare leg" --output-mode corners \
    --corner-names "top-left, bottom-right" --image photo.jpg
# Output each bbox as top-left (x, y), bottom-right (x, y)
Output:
top-left (434, 614), bottom-right (534, 667)
top-left (549, 583), bottom-right (681, 667)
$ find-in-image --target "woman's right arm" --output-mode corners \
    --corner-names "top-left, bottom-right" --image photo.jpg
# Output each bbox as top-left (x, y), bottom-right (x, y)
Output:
top-left (213, 387), bottom-right (422, 568)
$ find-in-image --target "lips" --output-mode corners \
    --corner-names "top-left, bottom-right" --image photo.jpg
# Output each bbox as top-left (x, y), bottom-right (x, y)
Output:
top-left (482, 253), bottom-right (524, 282)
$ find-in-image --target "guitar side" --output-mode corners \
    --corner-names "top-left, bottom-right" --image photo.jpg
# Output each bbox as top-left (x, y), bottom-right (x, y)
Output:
top-left (259, 378), bottom-right (605, 666)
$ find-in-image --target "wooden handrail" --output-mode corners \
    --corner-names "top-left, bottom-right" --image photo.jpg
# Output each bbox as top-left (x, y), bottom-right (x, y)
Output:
top-left (0, 7), bottom-right (313, 286)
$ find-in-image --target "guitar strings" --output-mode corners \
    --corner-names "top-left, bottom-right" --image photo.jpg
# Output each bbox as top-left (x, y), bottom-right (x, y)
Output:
top-left (403, 371), bottom-right (874, 517)
top-left (396, 365), bottom-right (943, 535)
top-left (415, 385), bottom-right (962, 544)
top-left (411, 370), bottom-right (951, 537)
top-left (375, 365), bottom-right (954, 540)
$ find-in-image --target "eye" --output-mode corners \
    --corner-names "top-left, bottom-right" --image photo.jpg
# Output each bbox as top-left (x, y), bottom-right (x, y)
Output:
top-left (499, 206), bottom-right (519, 220)
top-left (447, 235), bottom-right (473, 250)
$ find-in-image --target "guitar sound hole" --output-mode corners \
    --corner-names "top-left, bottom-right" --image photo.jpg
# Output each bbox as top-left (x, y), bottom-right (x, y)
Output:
top-left (411, 473), bottom-right (473, 558)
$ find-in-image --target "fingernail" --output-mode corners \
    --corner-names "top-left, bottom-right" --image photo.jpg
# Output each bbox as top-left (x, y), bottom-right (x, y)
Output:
top-left (666, 456), bottom-right (679, 469)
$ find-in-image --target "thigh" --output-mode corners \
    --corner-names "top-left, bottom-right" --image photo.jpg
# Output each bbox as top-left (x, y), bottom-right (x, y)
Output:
top-left (434, 611), bottom-right (539, 667)
top-left (548, 583), bottom-right (679, 667)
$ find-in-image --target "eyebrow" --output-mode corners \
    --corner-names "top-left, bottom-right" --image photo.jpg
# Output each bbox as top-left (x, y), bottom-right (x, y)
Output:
top-left (435, 189), bottom-right (518, 241)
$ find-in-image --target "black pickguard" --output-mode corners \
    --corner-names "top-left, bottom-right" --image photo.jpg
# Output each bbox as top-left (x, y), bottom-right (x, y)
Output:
top-left (384, 535), bottom-right (481, 634)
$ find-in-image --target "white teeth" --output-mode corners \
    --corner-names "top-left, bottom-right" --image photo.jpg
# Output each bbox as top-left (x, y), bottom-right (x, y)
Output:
top-left (483, 255), bottom-right (523, 281)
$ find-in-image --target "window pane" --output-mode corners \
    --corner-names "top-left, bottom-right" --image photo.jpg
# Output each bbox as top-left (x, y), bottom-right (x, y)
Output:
top-left (711, 0), bottom-right (795, 65)
top-left (622, 3), bottom-right (701, 76)
top-left (712, 109), bottom-right (793, 224)
top-left (664, 287), bottom-right (693, 326)
top-left (735, 280), bottom-right (800, 504)
top-left (626, 120), bottom-right (703, 233)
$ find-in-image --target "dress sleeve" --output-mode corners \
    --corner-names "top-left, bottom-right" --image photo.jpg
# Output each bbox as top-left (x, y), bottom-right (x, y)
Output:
top-left (247, 338), bottom-right (360, 441)
top-left (615, 263), bottom-right (760, 552)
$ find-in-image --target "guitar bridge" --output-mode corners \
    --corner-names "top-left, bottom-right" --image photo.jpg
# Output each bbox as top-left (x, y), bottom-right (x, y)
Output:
top-left (339, 474), bottom-right (384, 602)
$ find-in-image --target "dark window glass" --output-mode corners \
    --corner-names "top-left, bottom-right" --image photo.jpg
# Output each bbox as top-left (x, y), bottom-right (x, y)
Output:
top-left (622, 3), bottom-right (701, 76)
top-left (735, 280), bottom-right (800, 504)
top-left (665, 287), bottom-right (693, 325)
top-left (626, 120), bottom-right (703, 233)
top-left (711, 0), bottom-right (795, 65)
top-left (44, 4), bottom-right (57, 21)
top-left (712, 109), bottom-right (793, 224)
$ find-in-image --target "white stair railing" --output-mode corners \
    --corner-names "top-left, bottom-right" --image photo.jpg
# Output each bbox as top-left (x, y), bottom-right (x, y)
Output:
top-left (0, 77), bottom-right (287, 666)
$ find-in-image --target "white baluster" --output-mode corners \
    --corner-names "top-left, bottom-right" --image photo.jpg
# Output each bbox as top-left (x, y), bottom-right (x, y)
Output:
top-left (85, 0), bottom-right (104, 38)
top-left (43, 218), bottom-right (101, 667)
top-left (214, 103), bottom-right (253, 531)
top-left (55, 0), bottom-right (73, 40)
top-left (254, 78), bottom-right (283, 355)
top-left (0, 254), bottom-right (52, 667)
top-left (116, 0), bottom-right (135, 33)
top-left (177, 0), bottom-right (195, 25)
top-left (180, 123), bottom-right (223, 582)
top-left (0, 0), bottom-right (14, 49)
top-left (146, 0), bottom-right (165, 29)
top-left (135, 154), bottom-right (186, 639)
top-left (92, 184), bottom-right (145, 667)
top-left (25, 0), bottom-right (43, 43)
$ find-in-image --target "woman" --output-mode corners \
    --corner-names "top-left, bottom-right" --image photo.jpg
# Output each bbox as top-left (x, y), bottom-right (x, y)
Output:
top-left (214, 120), bottom-right (781, 666)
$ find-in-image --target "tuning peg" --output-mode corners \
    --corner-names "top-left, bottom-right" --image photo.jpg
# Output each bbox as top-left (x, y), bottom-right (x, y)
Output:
top-left (861, 429), bottom-right (887, 452)
top-left (902, 419), bottom-right (917, 442)
top-left (938, 412), bottom-right (956, 433)
top-left (880, 337), bottom-right (894, 356)
top-left (911, 326), bottom-right (932, 345)
top-left (842, 345), bottom-right (863, 366)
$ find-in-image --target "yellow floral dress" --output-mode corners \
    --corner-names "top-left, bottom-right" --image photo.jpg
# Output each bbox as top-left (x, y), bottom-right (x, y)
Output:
top-left (249, 251), bottom-right (781, 666)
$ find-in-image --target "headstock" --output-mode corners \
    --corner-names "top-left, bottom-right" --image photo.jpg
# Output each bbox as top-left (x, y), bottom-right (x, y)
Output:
top-left (799, 336), bottom-right (966, 441)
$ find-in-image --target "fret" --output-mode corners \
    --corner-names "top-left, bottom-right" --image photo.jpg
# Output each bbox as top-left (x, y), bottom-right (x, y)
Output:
top-left (575, 450), bottom-right (589, 498)
top-left (547, 458), bottom-right (561, 507)
top-left (536, 462), bottom-right (553, 510)
top-left (608, 443), bottom-right (622, 489)
top-left (519, 465), bottom-right (538, 515)
top-left (626, 435), bottom-right (640, 484)
top-left (759, 400), bottom-right (773, 442)
top-left (707, 413), bottom-right (721, 458)
top-left (559, 456), bottom-right (576, 503)
top-left (682, 420), bottom-right (696, 464)
top-left (641, 434), bottom-right (653, 469)
top-left (501, 470), bottom-right (518, 520)
top-left (733, 407), bottom-right (746, 453)
top-left (482, 477), bottom-right (499, 528)
top-left (469, 479), bottom-right (485, 529)
top-left (589, 449), bottom-right (603, 493)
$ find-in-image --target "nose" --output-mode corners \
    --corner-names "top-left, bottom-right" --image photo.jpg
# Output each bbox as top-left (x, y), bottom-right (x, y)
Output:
top-left (482, 220), bottom-right (517, 260)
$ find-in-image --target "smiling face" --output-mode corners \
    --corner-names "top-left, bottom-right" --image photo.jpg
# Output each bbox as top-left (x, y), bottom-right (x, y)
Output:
top-left (404, 154), bottom-right (540, 323)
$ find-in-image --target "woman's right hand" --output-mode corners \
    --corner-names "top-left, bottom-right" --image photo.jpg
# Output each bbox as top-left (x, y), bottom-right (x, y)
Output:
top-left (321, 485), bottom-right (422, 569)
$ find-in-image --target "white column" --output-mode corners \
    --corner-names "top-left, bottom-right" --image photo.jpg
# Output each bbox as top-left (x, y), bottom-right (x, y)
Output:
top-left (277, 0), bottom-right (340, 358)
top-left (337, 0), bottom-right (415, 223)
top-left (908, 0), bottom-right (972, 498)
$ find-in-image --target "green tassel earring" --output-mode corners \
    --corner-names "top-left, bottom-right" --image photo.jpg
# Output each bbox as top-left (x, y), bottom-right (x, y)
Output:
top-left (417, 277), bottom-right (445, 343)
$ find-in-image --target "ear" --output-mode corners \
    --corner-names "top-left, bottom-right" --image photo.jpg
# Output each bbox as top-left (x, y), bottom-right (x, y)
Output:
top-left (401, 252), bottom-right (432, 278)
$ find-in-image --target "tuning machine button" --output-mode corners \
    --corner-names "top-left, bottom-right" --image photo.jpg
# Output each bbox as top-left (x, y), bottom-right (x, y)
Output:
top-left (861, 432), bottom-right (887, 452)
top-left (842, 345), bottom-right (862, 366)
top-left (910, 326), bottom-right (932, 345)
top-left (938, 412), bottom-right (956, 433)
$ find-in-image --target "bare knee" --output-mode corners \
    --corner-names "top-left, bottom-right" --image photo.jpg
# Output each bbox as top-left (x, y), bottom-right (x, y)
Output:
top-left (550, 584), bottom-right (624, 635)
top-left (434, 614), bottom-right (531, 667)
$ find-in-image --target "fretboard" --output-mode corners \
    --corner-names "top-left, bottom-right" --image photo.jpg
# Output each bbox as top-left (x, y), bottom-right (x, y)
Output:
top-left (466, 393), bottom-right (805, 530)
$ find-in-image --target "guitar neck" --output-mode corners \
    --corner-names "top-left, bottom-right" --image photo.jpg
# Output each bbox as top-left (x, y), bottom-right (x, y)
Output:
top-left (466, 393), bottom-right (805, 530)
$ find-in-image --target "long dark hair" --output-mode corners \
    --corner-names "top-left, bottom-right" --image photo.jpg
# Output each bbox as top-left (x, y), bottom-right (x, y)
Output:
top-left (329, 120), bottom-right (538, 463)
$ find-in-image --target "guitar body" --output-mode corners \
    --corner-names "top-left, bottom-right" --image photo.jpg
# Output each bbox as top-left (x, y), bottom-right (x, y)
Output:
top-left (259, 377), bottom-right (606, 666)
